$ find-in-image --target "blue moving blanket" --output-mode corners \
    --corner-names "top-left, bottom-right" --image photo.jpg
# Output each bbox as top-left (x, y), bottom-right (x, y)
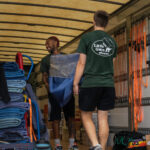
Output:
top-left (49, 53), bottom-right (79, 107)
top-left (3, 62), bottom-right (25, 80)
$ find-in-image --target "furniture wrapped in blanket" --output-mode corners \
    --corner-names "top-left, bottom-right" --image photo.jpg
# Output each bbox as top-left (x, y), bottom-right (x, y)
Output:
top-left (49, 53), bottom-right (79, 107)
top-left (25, 83), bottom-right (49, 141)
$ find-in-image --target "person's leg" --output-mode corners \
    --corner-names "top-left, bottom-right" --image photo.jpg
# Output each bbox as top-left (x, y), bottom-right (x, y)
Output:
top-left (97, 87), bottom-right (115, 150)
top-left (63, 95), bottom-right (76, 138)
top-left (67, 117), bottom-right (76, 138)
top-left (81, 110), bottom-right (99, 147)
top-left (52, 120), bottom-right (61, 139)
top-left (63, 95), bottom-right (77, 149)
top-left (67, 117), bottom-right (78, 149)
top-left (79, 88), bottom-right (102, 149)
top-left (49, 94), bottom-right (62, 148)
top-left (98, 110), bottom-right (109, 150)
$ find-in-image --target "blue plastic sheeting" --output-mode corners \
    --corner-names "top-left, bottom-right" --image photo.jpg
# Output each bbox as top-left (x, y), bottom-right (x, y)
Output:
top-left (49, 53), bottom-right (79, 107)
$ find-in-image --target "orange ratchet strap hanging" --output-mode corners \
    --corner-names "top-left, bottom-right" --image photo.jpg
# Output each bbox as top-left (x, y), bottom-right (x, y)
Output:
top-left (129, 24), bottom-right (133, 130)
top-left (133, 22), bottom-right (138, 131)
top-left (133, 19), bottom-right (147, 131)
top-left (143, 19), bottom-right (148, 87)
top-left (137, 21), bottom-right (143, 125)
top-left (134, 22), bottom-right (141, 131)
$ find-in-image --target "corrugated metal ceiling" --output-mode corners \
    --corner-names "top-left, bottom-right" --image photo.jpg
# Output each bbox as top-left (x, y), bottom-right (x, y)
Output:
top-left (0, 0), bottom-right (131, 64)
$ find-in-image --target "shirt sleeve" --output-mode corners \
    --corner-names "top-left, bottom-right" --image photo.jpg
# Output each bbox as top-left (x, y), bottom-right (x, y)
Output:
top-left (77, 35), bottom-right (87, 54)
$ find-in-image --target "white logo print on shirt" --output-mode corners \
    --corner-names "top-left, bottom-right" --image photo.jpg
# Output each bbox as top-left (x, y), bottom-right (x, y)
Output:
top-left (91, 38), bottom-right (115, 57)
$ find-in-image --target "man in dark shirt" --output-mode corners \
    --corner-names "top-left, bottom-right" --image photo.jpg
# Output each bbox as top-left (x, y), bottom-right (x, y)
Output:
top-left (40, 36), bottom-right (78, 150)
top-left (74, 10), bottom-right (117, 150)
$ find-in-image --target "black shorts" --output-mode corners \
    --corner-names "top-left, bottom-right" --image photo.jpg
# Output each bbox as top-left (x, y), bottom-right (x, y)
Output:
top-left (79, 87), bottom-right (115, 111)
top-left (48, 94), bottom-right (75, 121)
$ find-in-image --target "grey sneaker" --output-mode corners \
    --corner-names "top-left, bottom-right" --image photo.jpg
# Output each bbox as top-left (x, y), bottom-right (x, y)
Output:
top-left (68, 143), bottom-right (79, 150)
top-left (55, 145), bottom-right (63, 150)
top-left (89, 144), bottom-right (102, 150)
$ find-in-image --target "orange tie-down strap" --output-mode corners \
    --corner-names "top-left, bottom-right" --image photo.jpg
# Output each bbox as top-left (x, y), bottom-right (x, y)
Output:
top-left (129, 25), bottom-right (134, 130)
top-left (129, 19), bottom-right (148, 131)
top-left (32, 127), bottom-right (37, 142)
top-left (133, 22), bottom-right (142, 131)
top-left (24, 96), bottom-right (37, 142)
top-left (143, 19), bottom-right (148, 87)
top-left (132, 19), bottom-right (148, 131)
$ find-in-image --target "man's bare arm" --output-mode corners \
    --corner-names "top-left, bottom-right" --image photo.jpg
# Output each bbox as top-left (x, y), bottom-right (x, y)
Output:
top-left (42, 72), bottom-right (49, 93)
top-left (73, 53), bottom-right (86, 94)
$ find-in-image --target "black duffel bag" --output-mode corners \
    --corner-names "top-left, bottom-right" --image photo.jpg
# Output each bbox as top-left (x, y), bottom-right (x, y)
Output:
top-left (113, 131), bottom-right (147, 150)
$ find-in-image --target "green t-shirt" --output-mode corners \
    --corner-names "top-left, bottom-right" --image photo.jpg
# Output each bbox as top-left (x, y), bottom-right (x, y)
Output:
top-left (77, 30), bottom-right (117, 87)
top-left (40, 54), bottom-right (51, 74)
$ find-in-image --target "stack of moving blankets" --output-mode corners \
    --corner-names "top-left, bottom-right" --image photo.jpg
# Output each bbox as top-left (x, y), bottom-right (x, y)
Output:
top-left (0, 62), bottom-right (30, 144)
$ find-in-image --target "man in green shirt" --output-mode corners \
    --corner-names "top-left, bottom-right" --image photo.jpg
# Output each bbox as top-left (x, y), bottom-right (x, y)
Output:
top-left (40, 36), bottom-right (78, 150)
top-left (73, 10), bottom-right (117, 150)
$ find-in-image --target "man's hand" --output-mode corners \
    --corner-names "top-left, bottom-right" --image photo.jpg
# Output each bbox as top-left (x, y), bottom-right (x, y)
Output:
top-left (73, 84), bottom-right (79, 95)
top-left (73, 53), bottom-right (86, 95)
top-left (42, 72), bottom-right (49, 94)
